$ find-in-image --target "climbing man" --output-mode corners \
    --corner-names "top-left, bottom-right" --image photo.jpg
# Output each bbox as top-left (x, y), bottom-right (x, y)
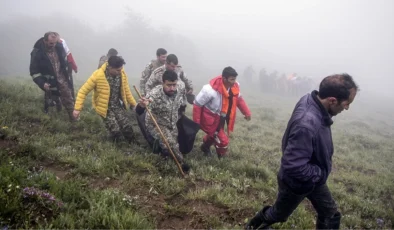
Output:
top-left (193, 66), bottom-right (251, 158)
top-left (245, 73), bottom-right (359, 229)
top-left (73, 56), bottom-right (138, 143)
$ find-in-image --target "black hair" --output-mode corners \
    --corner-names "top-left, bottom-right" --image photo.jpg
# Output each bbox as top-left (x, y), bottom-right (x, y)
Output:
top-left (166, 54), bottom-right (178, 65)
top-left (222, 66), bottom-right (238, 78)
top-left (319, 73), bottom-right (359, 102)
top-left (107, 48), bottom-right (118, 57)
top-left (156, 48), bottom-right (167, 56)
top-left (108, 56), bottom-right (125, 68)
top-left (162, 70), bottom-right (178, 82)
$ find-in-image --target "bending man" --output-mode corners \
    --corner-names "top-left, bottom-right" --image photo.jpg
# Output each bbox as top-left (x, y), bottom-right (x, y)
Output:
top-left (73, 56), bottom-right (137, 143)
top-left (193, 66), bottom-right (251, 158)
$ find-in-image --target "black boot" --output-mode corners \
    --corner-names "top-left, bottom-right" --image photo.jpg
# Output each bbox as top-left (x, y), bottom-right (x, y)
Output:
top-left (123, 131), bottom-right (137, 144)
top-left (200, 142), bottom-right (213, 156)
top-left (109, 132), bottom-right (123, 143)
top-left (316, 211), bottom-right (341, 230)
top-left (329, 212), bottom-right (341, 229)
top-left (245, 206), bottom-right (274, 229)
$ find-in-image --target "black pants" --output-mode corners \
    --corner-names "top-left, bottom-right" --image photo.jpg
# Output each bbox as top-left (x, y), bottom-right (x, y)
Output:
top-left (265, 176), bottom-right (338, 223)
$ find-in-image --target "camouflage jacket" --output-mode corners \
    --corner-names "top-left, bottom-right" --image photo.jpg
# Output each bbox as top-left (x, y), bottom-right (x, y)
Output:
top-left (98, 55), bottom-right (108, 69)
top-left (139, 59), bottom-right (162, 96)
top-left (145, 65), bottom-right (193, 95)
top-left (145, 84), bottom-right (186, 131)
top-left (105, 68), bottom-right (122, 109)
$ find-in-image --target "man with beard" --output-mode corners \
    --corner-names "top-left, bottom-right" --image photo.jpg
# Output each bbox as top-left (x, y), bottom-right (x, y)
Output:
top-left (29, 31), bottom-right (76, 121)
top-left (137, 70), bottom-right (191, 173)
top-left (145, 54), bottom-right (193, 97)
top-left (245, 73), bottom-right (359, 230)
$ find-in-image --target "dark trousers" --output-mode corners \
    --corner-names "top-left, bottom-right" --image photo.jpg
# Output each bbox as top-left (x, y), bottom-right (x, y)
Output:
top-left (266, 176), bottom-right (338, 223)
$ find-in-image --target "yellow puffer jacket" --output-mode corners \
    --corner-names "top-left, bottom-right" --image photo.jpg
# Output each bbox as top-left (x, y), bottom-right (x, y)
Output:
top-left (74, 62), bottom-right (137, 118)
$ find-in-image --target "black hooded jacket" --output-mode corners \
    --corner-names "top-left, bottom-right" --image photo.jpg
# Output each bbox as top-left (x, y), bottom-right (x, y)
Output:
top-left (29, 37), bottom-right (70, 92)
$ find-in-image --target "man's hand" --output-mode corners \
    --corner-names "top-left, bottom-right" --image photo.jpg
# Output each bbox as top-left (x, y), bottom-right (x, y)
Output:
top-left (73, 110), bottom-right (80, 119)
top-left (138, 97), bottom-right (152, 108)
top-left (43, 83), bottom-right (50, 91)
top-left (244, 115), bottom-right (251, 121)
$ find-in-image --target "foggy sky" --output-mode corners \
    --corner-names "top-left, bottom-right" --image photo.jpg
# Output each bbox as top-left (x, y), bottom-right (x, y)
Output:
top-left (1, 0), bottom-right (394, 98)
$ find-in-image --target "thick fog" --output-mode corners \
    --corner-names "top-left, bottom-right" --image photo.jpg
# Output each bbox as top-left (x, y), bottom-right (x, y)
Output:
top-left (1, 0), bottom-right (394, 100)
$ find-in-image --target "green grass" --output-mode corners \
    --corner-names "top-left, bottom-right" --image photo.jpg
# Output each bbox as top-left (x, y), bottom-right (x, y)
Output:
top-left (0, 78), bottom-right (393, 229)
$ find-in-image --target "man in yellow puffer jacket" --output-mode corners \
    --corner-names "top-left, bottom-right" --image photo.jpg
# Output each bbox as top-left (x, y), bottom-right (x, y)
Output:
top-left (73, 56), bottom-right (137, 143)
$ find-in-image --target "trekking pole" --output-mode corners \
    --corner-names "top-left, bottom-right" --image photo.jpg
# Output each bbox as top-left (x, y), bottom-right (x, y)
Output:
top-left (133, 85), bottom-right (185, 177)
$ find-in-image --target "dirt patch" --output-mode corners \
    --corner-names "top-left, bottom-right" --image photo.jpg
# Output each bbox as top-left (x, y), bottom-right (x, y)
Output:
top-left (89, 177), bottom-right (122, 189)
top-left (41, 160), bottom-right (74, 180)
top-left (302, 199), bottom-right (315, 213)
top-left (0, 138), bottom-right (17, 150)
top-left (157, 214), bottom-right (196, 229)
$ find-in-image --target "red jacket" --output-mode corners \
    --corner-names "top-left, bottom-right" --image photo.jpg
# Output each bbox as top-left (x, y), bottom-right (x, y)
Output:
top-left (193, 76), bottom-right (251, 134)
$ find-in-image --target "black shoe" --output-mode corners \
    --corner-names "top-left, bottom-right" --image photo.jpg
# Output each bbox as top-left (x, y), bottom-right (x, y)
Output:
top-left (200, 143), bottom-right (213, 156)
top-left (245, 206), bottom-right (273, 230)
top-left (181, 163), bottom-right (191, 174)
top-left (316, 211), bottom-right (341, 230)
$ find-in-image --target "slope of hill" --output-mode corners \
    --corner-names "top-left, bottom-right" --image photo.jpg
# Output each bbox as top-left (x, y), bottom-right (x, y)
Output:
top-left (0, 78), bottom-right (393, 229)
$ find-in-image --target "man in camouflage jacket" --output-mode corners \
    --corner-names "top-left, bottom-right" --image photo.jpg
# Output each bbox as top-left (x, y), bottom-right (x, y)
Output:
top-left (138, 70), bottom-right (190, 173)
top-left (145, 54), bottom-right (193, 96)
top-left (139, 48), bottom-right (167, 96)
top-left (98, 48), bottom-right (118, 69)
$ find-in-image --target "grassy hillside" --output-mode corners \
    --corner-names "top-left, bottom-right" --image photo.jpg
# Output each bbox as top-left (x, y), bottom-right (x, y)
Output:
top-left (0, 78), bottom-right (393, 229)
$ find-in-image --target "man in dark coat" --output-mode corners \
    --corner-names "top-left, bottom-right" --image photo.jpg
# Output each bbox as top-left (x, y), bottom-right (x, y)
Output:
top-left (245, 73), bottom-right (359, 229)
top-left (29, 31), bottom-right (75, 121)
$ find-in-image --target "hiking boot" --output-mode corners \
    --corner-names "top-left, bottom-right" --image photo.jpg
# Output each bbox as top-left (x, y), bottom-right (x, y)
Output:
top-left (123, 131), bottom-right (137, 144)
top-left (316, 211), bottom-right (341, 230)
top-left (109, 132), bottom-right (123, 143)
top-left (200, 143), bottom-right (213, 156)
top-left (245, 206), bottom-right (273, 230)
top-left (181, 162), bottom-right (191, 174)
top-left (216, 146), bottom-right (228, 159)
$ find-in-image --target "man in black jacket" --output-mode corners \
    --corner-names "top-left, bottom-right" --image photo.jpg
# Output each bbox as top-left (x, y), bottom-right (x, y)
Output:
top-left (30, 32), bottom-right (76, 121)
top-left (245, 73), bottom-right (359, 229)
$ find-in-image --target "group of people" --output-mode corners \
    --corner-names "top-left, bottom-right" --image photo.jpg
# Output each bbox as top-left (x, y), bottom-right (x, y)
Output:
top-left (260, 70), bottom-right (316, 97)
top-left (243, 66), bottom-right (317, 97)
top-left (29, 31), bottom-right (252, 172)
top-left (29, 31), bottom-right (359, 229)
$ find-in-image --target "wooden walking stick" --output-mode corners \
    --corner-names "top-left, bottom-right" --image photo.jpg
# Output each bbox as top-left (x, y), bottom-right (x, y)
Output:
top-left (133, 85), bottom-right (185, 177)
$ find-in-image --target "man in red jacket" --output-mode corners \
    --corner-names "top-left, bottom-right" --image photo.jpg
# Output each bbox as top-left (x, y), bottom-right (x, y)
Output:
top-left (193, 66), bottom-right (251, 158)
